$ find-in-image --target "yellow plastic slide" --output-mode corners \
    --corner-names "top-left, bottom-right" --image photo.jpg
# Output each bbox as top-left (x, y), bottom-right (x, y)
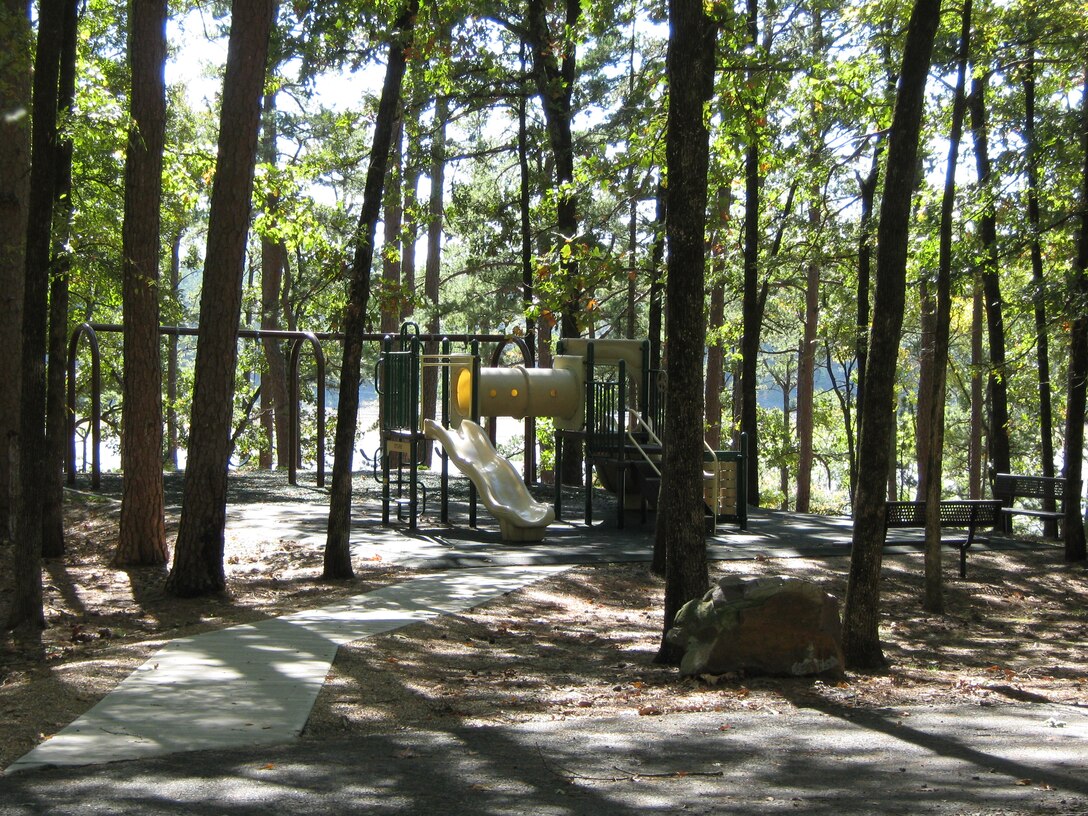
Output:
top-left (424, 419), bottom-right (555, 542)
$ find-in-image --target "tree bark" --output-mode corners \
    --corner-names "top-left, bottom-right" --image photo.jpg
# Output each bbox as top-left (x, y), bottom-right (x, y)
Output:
top-left (259, 89), bottom-right (290, 469)
top-left (1024, 52), bottom-right (1058, 533)
top-left (1062, 64), bottom-right (1088, 564)
top-left (852, 143), bottom-right (881, 502)
top-left (380, 113), bottom-right (404, 335)
top-left (969, 276), bottom-right (984, 498)
top-left (166, 228), bottom-right (182, 469)
top-left (704, 186), bottom-right (730, 452)
top-left (8, 0), bottom-right (66, 630)
top-left (526, 0), bottom-right (583, 486)
top-left (842, 0), bottom-right (941, 670)
top-left (116, 0), bottom-right (169, 567)
top-left (967, 73), bottom-right (1011, 478)
top-left (795, 191), bottom-right (820, 513)
top-left (648, 182), bottom-right (666, 373)
top-left (41, 0), bottom-right (78, 560)
top-left (0, 0), bottom-right (31, 542)
top-left (166, 0), bottom-right (275, 597)
top-left (739, 0), bottom-right (764, 508)
top-left (655, 0), bottom-right (716, 666)
top-left (915, 276), bottom-right (934, 497)
top-left (422, 94), bottom-right (447, 467)
top-left (922, 0), bottom-right (970, 613)
top-left (324, 0), bottom-right (419, 580)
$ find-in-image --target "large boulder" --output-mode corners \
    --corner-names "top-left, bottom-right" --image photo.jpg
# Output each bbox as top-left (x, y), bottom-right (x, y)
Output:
top-left (666, 575), bottom-right (844, 678)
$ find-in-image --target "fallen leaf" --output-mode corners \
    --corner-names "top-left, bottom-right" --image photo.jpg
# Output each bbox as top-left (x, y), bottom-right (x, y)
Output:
top-left (260, 763), bottom-right (275, 771)
top-left (638, 706), bottom-right (663, 716)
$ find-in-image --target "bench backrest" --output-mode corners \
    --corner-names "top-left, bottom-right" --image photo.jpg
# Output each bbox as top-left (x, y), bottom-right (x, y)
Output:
top-left (885, 499), bottom-right (1003, 529)
top-left (992, 473), bottom-right (1081, 502)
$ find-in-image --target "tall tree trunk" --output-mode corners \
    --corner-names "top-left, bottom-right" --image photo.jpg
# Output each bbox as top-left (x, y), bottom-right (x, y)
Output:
top-left (655, 0), bottom-right (716, 666)
top-left (780, 355), bottom-right (792, 509)
top-left (852, 144), bottom-right (881, 502)
top-left (526, 0), bottom-right (582, 486)
top-left (401, 106), bottom-right (419, 324)
top-left (380, 113), bottom-right (404, 335)
top-left (166, 0), bottom-right (275, 597)
top-left (41, 0), bottom-right (78, 560)
top-left (704, 276), bottom-right (726, 451)
top-left (842, 0), bottom-right (941, 670)
top-left (259, 89), bottom-right (290, 469)
top-left (0, 0), bottom-right (31, 543)
top-left (795, 191), bottom-right (821, 513)
top-left (648, 182), bottom-right (666, 373)
top-left (166, 228), bottom-right (182, 469)
top-left (967, 73), bottom-right (1011, 478)
top-left (969, 276), bottom-right (984, 498)
top-left (1062, 63), bottom-right (1088, 564)
top-left (8, 0), bottom-right (66, 630)
top-left (739, 0), bottom-right (767, 508)
top-left (915, 276), bottom-right (934, 498)
top-left (704, 186), bottom-right (730, 452)
top-left (324, 1), bottom-right (418, 580)
top-left (117, 0), bottom-right (170, 566)
top-left (1024, 52), bottom-right (1058, 533)
top-left (422, 94), bottom-right (448, 467)
top-left (922, 0), bottom-right (970, 613)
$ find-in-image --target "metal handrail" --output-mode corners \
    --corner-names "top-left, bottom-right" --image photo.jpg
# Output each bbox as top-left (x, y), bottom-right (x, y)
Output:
top-left (625, 409), bottom-right (662, 477)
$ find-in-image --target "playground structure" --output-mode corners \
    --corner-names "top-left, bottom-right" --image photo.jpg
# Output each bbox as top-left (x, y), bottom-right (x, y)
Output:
top-left (64, 321), bottom-right (746, 540)
top-left (377, 322), bottom-right (747, 541)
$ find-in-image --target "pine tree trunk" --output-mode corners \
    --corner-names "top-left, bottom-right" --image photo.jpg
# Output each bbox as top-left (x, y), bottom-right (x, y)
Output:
top-left (704, 186), bottom-right (730, 452)
top-left (852, 145), bottom-right (881, 502)
top-left (843, 0), bottom-right (941, 670)
top-left (526, 0), bottom-right (583, 488)
top-left (116, 0), bottom-right (169, 567)
top-left (0, 0), bottom-right (31, 542)
top-left (324, 0), bottom-right (418, 580)
top-left (258, 90), bottom-right (290, 469)
top-left (795, 194), bottom-right (820, 513)
top-left (739, 0), bottom-right (765, 509)
top-left (42, 0), bottom-right (78, 560)
top-left (655, 0), bottom-right (716, 666)
top-left (915, 277), bottom-right (934, 498)
top-left (1024, 53), bottom-right (1058, 533)
top-left (167, 0), bottom-right (275, 596)
top-left (922, 0), bottom-right (970, 614)
top-left (1062, 63), bottom-right (1088, 564)
top-left (380, 114), bottom-right (403, 335)
top-left (166, 229), bottom-right (182, 469)
top-left (969, 277), bottom-right (984, 498)
top-left (967, 74), bottom-right (1011, 478)
top-left (422, 94), bottom-right (447, 467)
top-left (9, 0), bottom-right (66, 629)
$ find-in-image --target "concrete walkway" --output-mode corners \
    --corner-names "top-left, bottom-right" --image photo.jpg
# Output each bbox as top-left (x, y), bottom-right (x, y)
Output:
top-left (6, 565), bottom-right (568, 773)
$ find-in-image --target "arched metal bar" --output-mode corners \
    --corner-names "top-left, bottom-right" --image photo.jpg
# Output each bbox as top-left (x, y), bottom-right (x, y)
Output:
top-left (66, 324), bottom-right (514, 491)
top-left (66, 322), bottom-right (101, 489)
top-left (287, 331), bottom-right (327, 487)
top-left (486, 334), bottom-right (536, 484)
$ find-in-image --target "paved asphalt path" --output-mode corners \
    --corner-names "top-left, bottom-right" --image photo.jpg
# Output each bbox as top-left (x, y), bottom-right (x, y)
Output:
top-left (1, 705), bottom-right (1086, 815)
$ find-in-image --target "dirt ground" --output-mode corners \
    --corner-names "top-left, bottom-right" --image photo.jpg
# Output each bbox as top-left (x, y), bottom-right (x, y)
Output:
top-left (3, 489), bottom-right (1088, 772)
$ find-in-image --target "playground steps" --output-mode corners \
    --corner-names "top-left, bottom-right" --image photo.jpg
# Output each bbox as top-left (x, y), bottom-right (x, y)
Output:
top-left (627, 459), bottom-right (661, 509)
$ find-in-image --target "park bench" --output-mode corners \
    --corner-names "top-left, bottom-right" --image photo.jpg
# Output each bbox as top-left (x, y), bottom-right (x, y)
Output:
top-left (991, 473), bottom-right (1081, 538)
top-left (883, 499), bottom-right (1003, 579)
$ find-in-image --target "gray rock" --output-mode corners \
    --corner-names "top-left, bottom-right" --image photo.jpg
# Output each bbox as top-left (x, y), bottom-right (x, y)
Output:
top-left (667, 575), bottom-right (844, 678)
